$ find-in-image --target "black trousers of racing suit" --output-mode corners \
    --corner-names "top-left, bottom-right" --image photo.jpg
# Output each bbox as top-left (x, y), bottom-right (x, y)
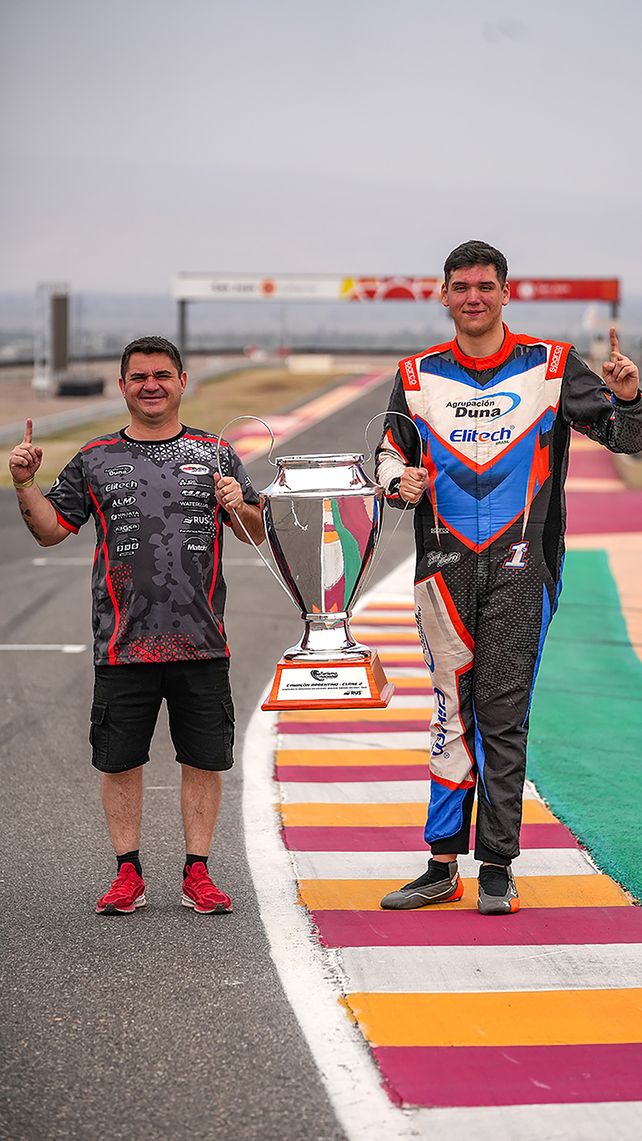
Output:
top-left (414, 518), bottom-right (560, 866)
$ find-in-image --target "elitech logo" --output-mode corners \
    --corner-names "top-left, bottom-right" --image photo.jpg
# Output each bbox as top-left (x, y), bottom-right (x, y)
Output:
top-left (450, 426), bottom-right (513, 444)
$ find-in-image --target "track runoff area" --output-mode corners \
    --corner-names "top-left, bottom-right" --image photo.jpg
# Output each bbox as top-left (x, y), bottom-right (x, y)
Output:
top-left (239, 363), bottom-right (642, 1140)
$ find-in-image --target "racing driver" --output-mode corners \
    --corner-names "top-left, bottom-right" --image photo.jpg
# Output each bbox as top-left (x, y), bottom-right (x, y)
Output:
top-left (375, 239), bottom-right (642, 915)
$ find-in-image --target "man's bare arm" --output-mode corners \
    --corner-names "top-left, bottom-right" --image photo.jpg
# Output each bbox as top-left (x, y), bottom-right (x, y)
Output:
top-left (8, 419), bottom-right (70, 546)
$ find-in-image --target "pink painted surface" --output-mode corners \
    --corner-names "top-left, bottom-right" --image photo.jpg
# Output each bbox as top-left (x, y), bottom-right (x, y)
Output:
top-left (275, 765), bottom-right (429, 783)
top-left (282, 822), bottom-right (578, 851)
top-left (373, 1043), bottom-right (642, 1107)
top-left (567, 448), bottom-right (618, 479)
top-left (313, 906), bottom-right (642, 948)
top-left (565, 490), bottom-right (642, 534)
top-left (278, 719), bottom-right (430, 735)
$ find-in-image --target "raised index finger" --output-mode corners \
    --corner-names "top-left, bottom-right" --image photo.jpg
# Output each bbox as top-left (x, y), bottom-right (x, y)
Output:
top-left (23, 418), bottom-right (33, 444)
top-left (609, 327), bottom-right (621, 358)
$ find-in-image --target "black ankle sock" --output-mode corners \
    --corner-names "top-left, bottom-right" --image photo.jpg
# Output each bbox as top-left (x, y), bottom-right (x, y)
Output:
top-left (479, 864), bottom-right (509, 895)
top-left (184, 853), bottom-right (208, 877)
top-left (117, 850), bottom-right (142, 877)
top-left (426, 858), bottom-right (452, 882)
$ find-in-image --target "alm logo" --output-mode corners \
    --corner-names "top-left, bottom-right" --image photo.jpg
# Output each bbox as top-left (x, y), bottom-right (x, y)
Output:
top-left (179, 464), bottom-right (210, 475)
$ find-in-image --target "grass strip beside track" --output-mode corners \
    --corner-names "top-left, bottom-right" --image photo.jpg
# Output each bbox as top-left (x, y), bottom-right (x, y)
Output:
top-left (528, 549), bottom-right (642, 901)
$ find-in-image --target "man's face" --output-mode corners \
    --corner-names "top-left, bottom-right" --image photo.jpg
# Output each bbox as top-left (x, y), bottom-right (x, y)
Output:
top-left (441, 264), bottom-right (509, 340)
top-left (118, 352), bottom-right (187, 423)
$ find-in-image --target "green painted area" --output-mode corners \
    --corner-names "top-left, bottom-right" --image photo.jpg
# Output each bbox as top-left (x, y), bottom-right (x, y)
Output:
top-left (528, 549), bottom-right (642, 901)
top-left (330, 500), bottom-right (363, 609)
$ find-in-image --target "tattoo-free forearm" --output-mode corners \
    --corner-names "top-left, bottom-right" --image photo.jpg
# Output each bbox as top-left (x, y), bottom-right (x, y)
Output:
top-left (229, 502), bottom-right (266, 545)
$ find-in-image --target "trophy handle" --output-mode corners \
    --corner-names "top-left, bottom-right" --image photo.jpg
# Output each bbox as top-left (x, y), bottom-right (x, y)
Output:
top-left (214, 415), bottom-right (296, 602)
top-left (362, 409), bottom-right (424, 465)
top-left (357, 410), bottom-right (426, 597)
top-left (215, 415), bottom-right (278, 474)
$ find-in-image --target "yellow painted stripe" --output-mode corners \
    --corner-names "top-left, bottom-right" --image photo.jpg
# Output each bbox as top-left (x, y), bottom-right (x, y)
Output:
top-left (280, 799), bottom-right (555, 827)
top-left (279, 706), bottom-right (432, 724)
top-left (299, 875), bottom-right (632, 911)
top-left (275, 749), bottom-right (429, 767)
top-left (344, 989), bottom-right (642, 1047)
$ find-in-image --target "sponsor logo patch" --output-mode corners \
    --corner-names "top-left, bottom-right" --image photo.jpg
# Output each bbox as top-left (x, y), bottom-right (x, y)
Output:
top-left (448, 392), bottom-right (521, 420)
top-left (106, 481), bottom-right (138, 493)
top-left (115, 539), bottom-right (140, 556)
top-left (450, 426), bottom-right (513, 444)
top-left (179, 464), bottom-right (210, 475)
top-left (432, 687), bottom-right (448, 757)
top-left (105, 464), bottom-right (135, 477)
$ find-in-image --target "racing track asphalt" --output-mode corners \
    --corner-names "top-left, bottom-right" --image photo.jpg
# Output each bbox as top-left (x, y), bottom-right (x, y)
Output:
top-left (0, 373), bottom-right (415, 1141)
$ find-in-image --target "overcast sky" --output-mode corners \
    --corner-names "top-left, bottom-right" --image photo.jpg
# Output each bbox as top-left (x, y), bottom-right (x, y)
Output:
top-left (2, 0), bottom-right (641, 297)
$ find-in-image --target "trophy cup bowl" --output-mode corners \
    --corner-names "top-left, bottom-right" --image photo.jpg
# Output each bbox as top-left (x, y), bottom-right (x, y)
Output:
top-left (260, 451), bottom-right (394, 709)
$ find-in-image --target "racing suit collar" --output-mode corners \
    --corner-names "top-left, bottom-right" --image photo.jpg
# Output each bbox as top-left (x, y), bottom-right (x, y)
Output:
top-left (451, 324), bottom-right (517, 371)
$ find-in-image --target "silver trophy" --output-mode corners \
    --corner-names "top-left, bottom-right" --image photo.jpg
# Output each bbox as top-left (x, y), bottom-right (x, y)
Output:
top-left (217, 414), bottom-right (419, 709)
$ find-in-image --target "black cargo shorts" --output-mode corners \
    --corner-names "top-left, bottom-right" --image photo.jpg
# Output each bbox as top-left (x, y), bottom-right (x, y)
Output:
top-left (89, 659), bottom-right (235, 774)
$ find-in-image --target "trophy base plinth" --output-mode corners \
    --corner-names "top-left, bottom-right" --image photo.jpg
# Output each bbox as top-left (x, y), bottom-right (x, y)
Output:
top-left (261, 649), bottom-right (394, 710)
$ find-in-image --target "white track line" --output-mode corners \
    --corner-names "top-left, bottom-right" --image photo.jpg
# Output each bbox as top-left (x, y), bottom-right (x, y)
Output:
top-left (409, 1102), bottom-right (642, 1141)
top-left (0, 643), bottom-right (87, 653)
top-left (280, 780), bottom-right (540, 804)
top-left (277, 731), bottom-right (430, 750)
top-left (340, 943), bottom-right (642, 993)
top-left (292, 849), bottom-right (598, 880)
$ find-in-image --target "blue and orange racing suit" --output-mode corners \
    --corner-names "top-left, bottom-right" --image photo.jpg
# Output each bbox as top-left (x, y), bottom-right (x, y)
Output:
top-left (375, 325), bottom-right (642, 864)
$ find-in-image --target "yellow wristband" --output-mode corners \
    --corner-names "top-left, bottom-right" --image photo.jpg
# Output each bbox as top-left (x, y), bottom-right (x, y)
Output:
top-left (13, 475), bottom-right (35, 490)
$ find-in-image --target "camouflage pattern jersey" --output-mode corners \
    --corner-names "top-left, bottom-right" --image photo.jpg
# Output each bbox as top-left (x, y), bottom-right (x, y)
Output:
top-left (46, 426), bottom-right (260, 666)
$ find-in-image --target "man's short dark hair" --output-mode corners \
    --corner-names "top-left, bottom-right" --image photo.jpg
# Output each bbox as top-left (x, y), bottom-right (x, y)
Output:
top-left (120, 336), bottom-right (183, 379)
top-left (443, 241), bottom-right (508, 287)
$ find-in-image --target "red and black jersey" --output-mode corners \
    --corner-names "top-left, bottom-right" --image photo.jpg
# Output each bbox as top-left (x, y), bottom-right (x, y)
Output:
top-left (46, 425), bottom-right (259, 666)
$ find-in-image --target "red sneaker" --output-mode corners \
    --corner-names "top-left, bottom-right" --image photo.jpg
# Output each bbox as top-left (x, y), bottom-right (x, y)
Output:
top-left (182, 862), bottom-right (232, 914)
top-left (96, 863), bottom-right (146, 915)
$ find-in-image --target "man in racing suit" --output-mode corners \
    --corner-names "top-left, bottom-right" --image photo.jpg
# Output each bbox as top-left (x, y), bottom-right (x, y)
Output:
top-left (375, 240), bottom-right (642, 915)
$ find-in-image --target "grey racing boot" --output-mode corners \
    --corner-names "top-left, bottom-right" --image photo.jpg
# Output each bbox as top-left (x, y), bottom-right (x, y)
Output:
top-left (477, 864), bottom-right (520, 915)
top-left (380, 859), bottom-right (463, 909)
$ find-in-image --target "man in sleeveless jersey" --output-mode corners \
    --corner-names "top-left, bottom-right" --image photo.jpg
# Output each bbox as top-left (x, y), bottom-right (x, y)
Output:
top-left (9, 336), bottom-right (265, 916)
top-left (375, 241), bottom-right (642, 915)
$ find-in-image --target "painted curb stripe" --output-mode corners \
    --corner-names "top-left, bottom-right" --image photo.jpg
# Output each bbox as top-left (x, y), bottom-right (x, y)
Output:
top-left (282, 822), bottom-right (578, 850)
top-left (312, 906), bottom-right (642, 948)
top-left (299, 874), bottom-right (630, 911)
top-left (279, 800), bottom-right (555, 824)
top-left (278, 720), bottom-right (431, 734)
top-left (275, 749), bottom-right (429, 766)
top-left (344, 989), bottom-right (642, 1046)
top-left (293, 849), bottom-right (598, 880)
top-left (276, 764), bottom-right (430, 782)
top-left (278, 706), bottom-right (433, 723)
top-left (372, 1043), bottom-right (642, 1107)
top-left (341, 943), bottom-right (642, 993)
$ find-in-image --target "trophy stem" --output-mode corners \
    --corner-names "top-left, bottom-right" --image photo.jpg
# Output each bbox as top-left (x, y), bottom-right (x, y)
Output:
top-left (283, 615), bottom-right (369, 661)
